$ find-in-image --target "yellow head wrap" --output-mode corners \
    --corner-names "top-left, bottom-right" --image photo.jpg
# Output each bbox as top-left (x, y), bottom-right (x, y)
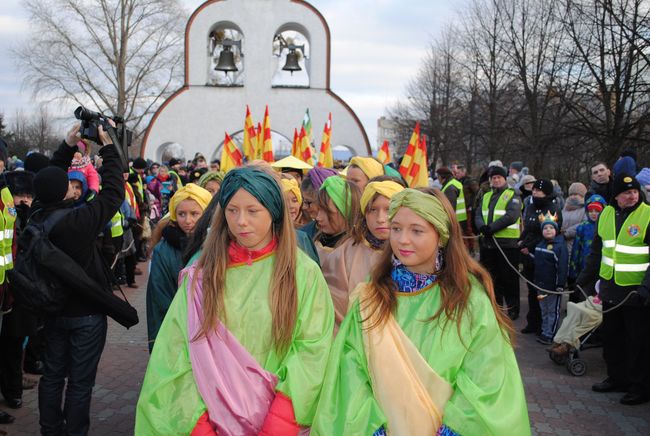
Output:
top-left (280, 178), bottom-right (302, 204)
top-left (349, 156), bottom-right (384, 180)
top-left (169, 183), bottom-right (212, 222)
top-left (388, 189), bottom-right (451, 247)
top-left (360, 180), bottom-right (405, 214)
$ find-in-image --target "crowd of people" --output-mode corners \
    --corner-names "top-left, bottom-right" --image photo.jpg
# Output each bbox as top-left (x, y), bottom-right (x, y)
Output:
top-left (0, 121), bottom-right (648, 434)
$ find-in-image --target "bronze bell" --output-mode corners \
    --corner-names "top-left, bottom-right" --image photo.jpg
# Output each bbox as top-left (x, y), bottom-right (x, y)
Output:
top-left (215, 46), bottom-right (237, 74)
top-left (282, 49), bottom-right (302, 75)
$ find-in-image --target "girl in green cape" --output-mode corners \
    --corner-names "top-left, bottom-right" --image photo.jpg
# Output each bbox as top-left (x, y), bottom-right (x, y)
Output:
top-left (136, 166), bottom-right (334, 435)
top-left (312, 188), bottom-right (530, 435)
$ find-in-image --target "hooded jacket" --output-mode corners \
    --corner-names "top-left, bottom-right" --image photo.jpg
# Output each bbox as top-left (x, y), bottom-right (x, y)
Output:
top-left (569, 195), bottom-right (606, 278)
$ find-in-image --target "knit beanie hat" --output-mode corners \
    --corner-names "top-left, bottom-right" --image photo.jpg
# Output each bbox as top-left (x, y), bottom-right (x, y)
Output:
top-left (24, 152), bottom-right (51, 174)
top-left (34, 166), bottom-right (70, 204)
top-left (568, 182), bottom-right (587, 197)
top-left (132, 157), bottom-right (148, 170)
top-left (612, 173), bottom-right (641, 198)
top-left (510, 161), bottom-right (523, 172)
top-left (613, 156), bottom-right (637, 178)
top-left (487, 165), bottom-right (507, 179)
top-left (533, 178), bottom-right (554, 196)
top-left (520, 174), bottom-right (536, 185)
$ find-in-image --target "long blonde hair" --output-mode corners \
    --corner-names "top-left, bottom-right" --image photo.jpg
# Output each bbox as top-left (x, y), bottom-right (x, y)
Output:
top-left (362, 188), bottom-right (514, 343)
top-left (193, 169), bottom-right (298, 352)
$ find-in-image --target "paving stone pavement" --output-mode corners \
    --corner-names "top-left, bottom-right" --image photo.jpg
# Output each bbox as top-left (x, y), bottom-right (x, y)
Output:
top-left (1, 270), bottom-right (649, 435)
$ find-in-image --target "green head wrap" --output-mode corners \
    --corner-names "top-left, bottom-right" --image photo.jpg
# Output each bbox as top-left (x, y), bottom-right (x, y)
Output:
top-left (320, 176), bottom-right (351, 218)
top-left (388, 189), bottom-right (451, 247)
top-left (198, 171), bottom-right (224, 188)
top-left (219, 167), bottom-right (284, 223)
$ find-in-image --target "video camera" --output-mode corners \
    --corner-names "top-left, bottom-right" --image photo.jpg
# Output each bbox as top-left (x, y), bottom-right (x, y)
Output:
top-left (74, 106), bottom-right (132, 171)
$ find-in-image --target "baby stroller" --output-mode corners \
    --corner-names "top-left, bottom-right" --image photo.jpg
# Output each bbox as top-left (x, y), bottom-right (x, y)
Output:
top-left (549, 326), bottom-right (601, 376)
top-left (548, 295), bottom-right (603, 377)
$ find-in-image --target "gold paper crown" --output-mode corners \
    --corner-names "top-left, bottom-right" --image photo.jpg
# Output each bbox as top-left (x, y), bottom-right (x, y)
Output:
top-left (538, 212), bottom-right (558, 225)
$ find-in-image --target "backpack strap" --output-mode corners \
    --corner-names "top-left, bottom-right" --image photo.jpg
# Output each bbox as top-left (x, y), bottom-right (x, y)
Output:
top-left (31, 208), bottom-right (74, 234)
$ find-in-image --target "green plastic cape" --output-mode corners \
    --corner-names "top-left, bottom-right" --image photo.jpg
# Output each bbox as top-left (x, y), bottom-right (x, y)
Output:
top-left (135, 251), bottom-right (334, 434)
top-left (311, 280), bottom-right (531, 435)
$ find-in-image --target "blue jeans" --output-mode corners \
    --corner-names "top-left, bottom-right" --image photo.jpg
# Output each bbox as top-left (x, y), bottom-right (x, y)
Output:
top-left (39, 314), bottom-right (107, 436)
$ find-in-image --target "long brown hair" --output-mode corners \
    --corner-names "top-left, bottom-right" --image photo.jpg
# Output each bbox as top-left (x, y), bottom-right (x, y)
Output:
top-left (316, 179), bottom-right (363, 246)
top-left (193, 167), bottom-right (298, 353)
top-left (362, 188), bottom-right (514, 343)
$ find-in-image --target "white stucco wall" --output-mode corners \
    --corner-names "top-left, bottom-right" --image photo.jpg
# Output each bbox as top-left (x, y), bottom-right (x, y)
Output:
top-left (142, 0), bottom-right (370, 162)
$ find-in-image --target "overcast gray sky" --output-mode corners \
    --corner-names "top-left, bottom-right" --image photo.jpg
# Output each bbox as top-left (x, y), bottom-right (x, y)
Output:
top-left (0, 0), bottom-right (457, 149)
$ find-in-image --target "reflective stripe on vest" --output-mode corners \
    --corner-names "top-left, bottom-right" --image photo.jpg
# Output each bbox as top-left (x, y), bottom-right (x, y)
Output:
top-left (111, 212), bottom-right (124, 238)
top-left (481, 189), bottom-right (521, 239)
top-left (598, 203), bottom-right (650, 286)
top-left (442, 179), bottom-right (467, 221)
top-left (0, 187), bottom-right (16, 283)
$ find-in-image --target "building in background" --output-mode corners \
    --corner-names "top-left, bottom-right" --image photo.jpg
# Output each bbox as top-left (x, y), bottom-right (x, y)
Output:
top-left (142, 0), bottom-right (370, 163)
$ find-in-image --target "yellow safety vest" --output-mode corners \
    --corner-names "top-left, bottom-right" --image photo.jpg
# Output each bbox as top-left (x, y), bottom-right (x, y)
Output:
top-left (481, 188), bottom-right (521, 239)
top-left (0, 187), bottom-right (16, 284)
top-left (442, 179), bottom-right (467, 221)
top-left (110, 211), bottom-right (124, 238)
top-left (598, 203), bottom-right (650, 286)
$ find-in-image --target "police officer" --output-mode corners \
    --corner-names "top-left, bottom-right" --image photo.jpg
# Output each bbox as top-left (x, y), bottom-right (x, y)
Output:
top-left (475, 165), bottom-right (522, 319)
top-left (436, 166), bottom-right (468, 231)
top-left (578, 173), bottom-right (650, 405)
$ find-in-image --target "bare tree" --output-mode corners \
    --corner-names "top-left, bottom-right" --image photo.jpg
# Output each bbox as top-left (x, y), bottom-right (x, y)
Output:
top-left (560, 0), bottom-right (650, 162)
top-left (6, 108), bottom-right (60, 158)
top-left (15, 0), bottom-right (186, 138)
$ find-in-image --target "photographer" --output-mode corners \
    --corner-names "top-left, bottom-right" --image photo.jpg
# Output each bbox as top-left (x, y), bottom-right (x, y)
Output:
top-left (34, 122), bottom-right (125, 436)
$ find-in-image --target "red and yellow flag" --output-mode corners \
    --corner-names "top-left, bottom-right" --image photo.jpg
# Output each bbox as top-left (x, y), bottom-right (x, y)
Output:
top-left (298, 126), bottom-right (314, 165)
top-left (243, 105), bottom-right (257, 162)
top-left (318, 113), bottom-right (333, 168)
top-left (377, 140), bottom-right (391, 165)
top-left (220, 132), bottom-right (243, 173)
top-left (261, 105), bottom-right (274, 162)
top-left (291, 128), bottom-right (300, 159)
top-left (399, 122), bottom-right (428, 187)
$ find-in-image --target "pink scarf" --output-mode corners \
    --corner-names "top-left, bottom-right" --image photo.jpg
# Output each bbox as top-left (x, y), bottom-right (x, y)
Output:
top-left (182, 264), bottom-right (278, 435)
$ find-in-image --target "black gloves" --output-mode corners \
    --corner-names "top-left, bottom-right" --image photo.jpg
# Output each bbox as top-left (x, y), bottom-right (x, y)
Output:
top-left (480, 225), bottom-right (493, 236)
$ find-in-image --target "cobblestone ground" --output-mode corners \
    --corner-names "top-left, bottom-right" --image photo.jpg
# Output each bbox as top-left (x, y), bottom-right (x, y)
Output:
top-left (1, 269), bottom-right (649, 435)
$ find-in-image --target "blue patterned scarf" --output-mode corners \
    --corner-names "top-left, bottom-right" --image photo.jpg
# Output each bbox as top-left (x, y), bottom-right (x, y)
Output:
top-left (391, 258), bottom-right (438, 293)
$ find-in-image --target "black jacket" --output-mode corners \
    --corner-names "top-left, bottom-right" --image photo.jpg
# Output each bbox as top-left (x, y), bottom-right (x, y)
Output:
top-left (519, 195), bottom-right (563, 252)
top-left (577, 200), bottom-right (650, 306)
top-left (31, 141), bottom-right (125, 317)
top-left (474, 185), bottom-right (522, 249)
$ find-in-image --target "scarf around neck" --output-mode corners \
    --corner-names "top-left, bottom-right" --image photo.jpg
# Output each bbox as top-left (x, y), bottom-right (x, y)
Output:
top-left (227, 238), bottom-right (277, 266)
top-left (391, 258), bottom-right (437, 293)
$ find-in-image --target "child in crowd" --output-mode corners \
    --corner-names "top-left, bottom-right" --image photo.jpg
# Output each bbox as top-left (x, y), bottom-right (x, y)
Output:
top-left (68, 141), bottom-right (100, 195)
top-left (534, 213), bottom-right (569, 345)
top-left (569, 195), bottom-right (607, 286)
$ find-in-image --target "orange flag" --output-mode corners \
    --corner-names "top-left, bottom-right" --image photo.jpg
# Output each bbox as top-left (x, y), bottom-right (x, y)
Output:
top-left (377, 140), bottom-right (391, 165)
top-left (291, 128), bottom-right (300, 159)
top-left (318, 113), bottom-right (333, 167)
top-left (220, 132), bottom-right (243, 173)
top-left (298, 126), bottom-right (314, 165)
top-left (399, 122), bottom-right (428, 187)
top-left (261, 106), bottom-right (274, 162)
top-left (243, 105), bottom-right (257, 162)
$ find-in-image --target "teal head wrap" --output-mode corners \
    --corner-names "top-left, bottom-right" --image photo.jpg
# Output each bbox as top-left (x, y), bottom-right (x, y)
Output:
top-left (320, 176), bottom-right (351, 218)
top-left (219, 167), bottom-right (284, 223)
top-left (388, 189), bottom-right (451, 247)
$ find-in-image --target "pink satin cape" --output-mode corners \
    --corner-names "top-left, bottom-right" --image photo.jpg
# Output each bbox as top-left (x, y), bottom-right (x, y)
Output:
top-left (183, 264), bottom-right (278, 435)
